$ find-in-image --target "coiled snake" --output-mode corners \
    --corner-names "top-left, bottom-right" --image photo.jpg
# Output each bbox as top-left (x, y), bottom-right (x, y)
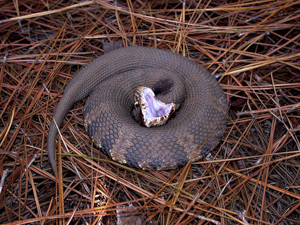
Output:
top-left (47, 46), bottom-right (227, 172)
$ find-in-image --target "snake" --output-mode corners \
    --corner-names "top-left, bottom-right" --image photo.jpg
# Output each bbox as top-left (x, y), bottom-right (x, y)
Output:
top-left (47, 46), bottom-right (227, 172)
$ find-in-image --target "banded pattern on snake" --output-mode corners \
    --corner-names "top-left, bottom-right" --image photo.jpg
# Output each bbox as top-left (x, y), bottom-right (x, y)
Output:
top-left (47, 47), bottom-right (227, 171)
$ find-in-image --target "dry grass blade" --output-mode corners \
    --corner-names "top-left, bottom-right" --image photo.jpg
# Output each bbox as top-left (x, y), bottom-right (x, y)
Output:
top-left (0, 0), bottom-right (300, 224)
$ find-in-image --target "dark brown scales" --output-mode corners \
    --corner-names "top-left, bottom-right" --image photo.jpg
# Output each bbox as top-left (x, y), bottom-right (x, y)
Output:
top-left (47, 47), bottom-right (227, 172)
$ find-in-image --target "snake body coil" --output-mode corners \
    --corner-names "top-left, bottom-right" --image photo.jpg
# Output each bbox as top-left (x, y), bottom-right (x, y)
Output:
top-left (47, 47), bottom-right (227, 171)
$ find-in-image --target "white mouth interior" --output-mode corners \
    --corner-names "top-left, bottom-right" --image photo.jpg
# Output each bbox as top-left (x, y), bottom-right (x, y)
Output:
top-left (135, 86), bottom-right (175, 127)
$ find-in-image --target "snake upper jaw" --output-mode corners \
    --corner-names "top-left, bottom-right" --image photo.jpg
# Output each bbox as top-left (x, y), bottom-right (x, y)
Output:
top-left (134, 86), bottom-right (176, 127)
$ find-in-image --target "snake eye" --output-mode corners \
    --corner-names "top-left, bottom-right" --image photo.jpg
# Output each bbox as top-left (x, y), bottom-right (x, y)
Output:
top-left (134, 86), bottom-right (176, 127)
top-left (153, 79), bottom-right (173, 95)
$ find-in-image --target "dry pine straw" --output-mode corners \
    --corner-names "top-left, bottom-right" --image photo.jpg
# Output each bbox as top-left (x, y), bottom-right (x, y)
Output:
top-left (0, 0), bottom-right (300, 224)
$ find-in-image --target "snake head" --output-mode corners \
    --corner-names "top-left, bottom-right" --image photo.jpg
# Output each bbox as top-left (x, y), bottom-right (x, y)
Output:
top-left (134, 86), bottom-right (176, 127)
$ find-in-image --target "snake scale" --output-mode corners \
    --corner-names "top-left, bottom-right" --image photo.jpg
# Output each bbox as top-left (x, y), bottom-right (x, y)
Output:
top-left (47, 46), bottom-right (227, 172)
